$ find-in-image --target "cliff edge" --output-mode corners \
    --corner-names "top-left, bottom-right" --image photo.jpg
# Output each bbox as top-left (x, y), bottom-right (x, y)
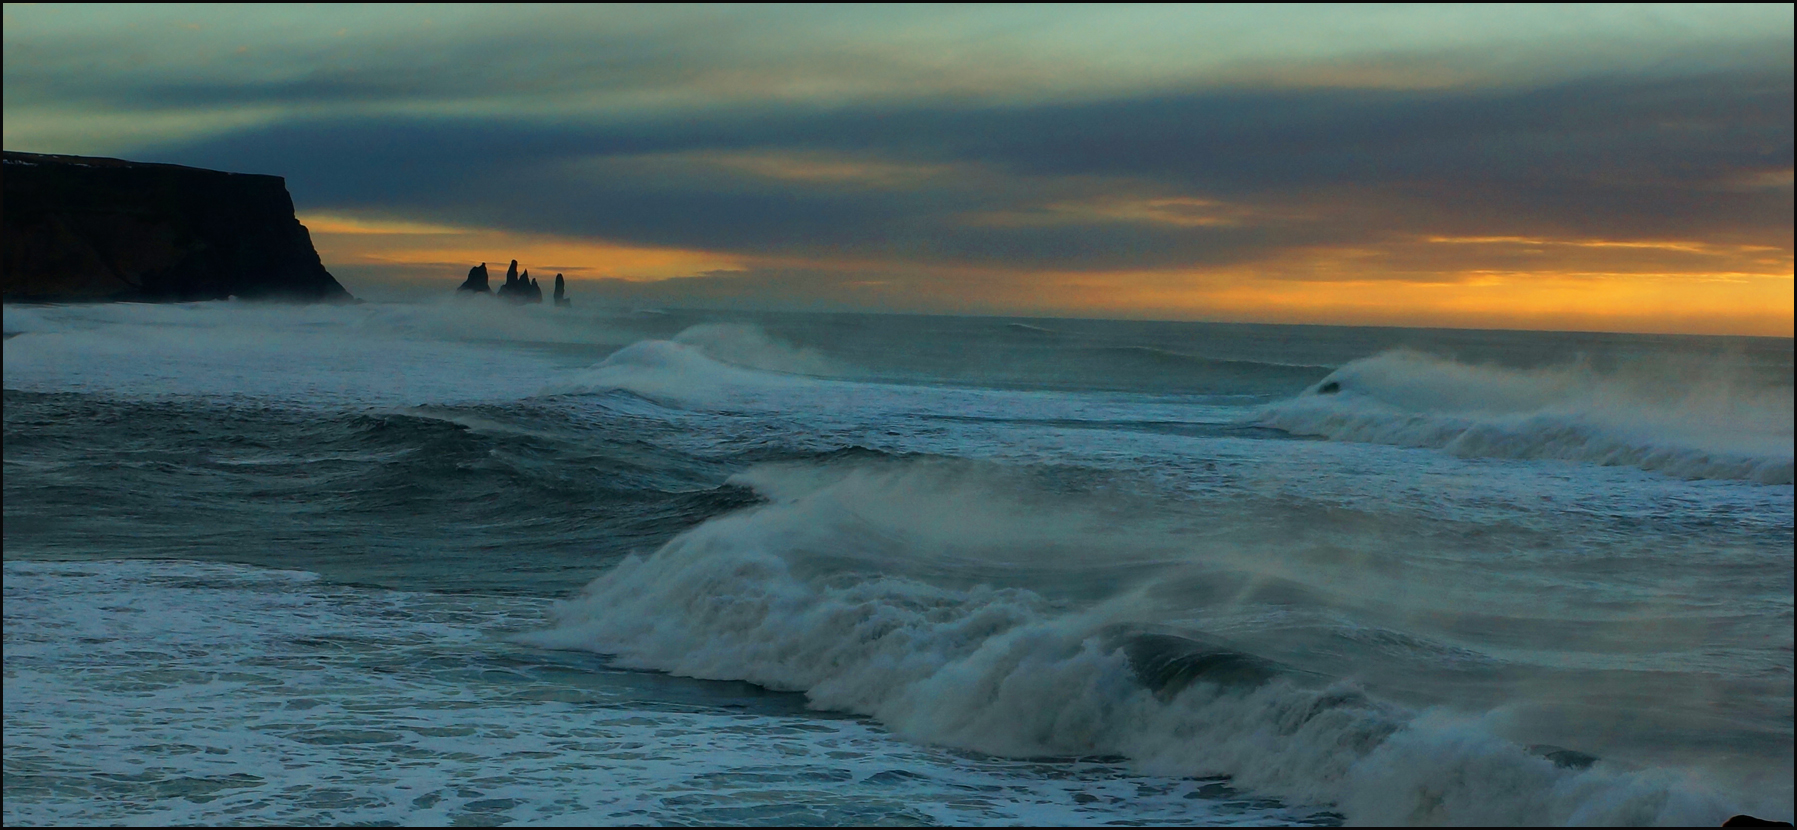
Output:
top-left (3, 151), bottom-right (353, 303)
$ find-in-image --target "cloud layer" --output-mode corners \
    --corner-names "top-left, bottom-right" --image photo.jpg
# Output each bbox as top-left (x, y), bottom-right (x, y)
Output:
top-left (5, 5), bottom-right (1791, 333)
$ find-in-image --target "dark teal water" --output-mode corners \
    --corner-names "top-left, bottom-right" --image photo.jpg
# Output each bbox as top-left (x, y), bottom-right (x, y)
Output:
top-left (4, 301), bottom-right (1792, 825)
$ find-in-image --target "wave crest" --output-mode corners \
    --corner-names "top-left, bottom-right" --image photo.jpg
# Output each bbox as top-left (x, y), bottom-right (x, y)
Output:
top-left (672, 323), bottom-right (841, 376)
top-left (1259, 350), bottom-right (1793, 484)
top-left (524, 462), bottom-right (1750, 825)
top-left (550, 324), bottom-right (843, 403)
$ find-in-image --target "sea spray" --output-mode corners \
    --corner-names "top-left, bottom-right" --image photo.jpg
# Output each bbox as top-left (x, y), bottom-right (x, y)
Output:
top-left (1259, 349), bottom-right (1794, 483)
top-left (8, 303), bottom-right (1789, 825)
top-left (525, 460), bottom-right (1753, 825)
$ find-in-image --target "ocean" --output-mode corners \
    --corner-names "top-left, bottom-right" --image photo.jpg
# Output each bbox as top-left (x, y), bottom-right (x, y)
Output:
top-left (3, 300), bottom-right (1791, 826)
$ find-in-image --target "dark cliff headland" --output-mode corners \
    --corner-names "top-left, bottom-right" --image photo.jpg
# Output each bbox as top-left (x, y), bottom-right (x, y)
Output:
top-left (3, 151), bottom-right (352, 303)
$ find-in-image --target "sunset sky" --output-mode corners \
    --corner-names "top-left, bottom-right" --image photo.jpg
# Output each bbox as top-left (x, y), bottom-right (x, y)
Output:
top-left (5, 4), bottom-right (1791, 335)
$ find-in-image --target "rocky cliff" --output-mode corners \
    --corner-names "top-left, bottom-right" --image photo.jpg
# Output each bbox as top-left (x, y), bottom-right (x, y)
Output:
top-left (3, 151), bottom-right (352, 303)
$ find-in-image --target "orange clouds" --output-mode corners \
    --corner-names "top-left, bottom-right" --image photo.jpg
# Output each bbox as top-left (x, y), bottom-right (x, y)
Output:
top-left (301, 212), bottom-right (746, 281)
top-left (1054, 266), bottom-right (1794, 336)
top-left (303, 211), bottom-right (1792, 337)
top-left (1013, 236), bottom-right (1794, 335)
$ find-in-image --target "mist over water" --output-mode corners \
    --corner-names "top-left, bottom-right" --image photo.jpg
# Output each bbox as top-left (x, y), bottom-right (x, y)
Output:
top-left (1264, 349), bottom-right (1793, 484)
top-left (5, 299), bottom-right (1792, 826)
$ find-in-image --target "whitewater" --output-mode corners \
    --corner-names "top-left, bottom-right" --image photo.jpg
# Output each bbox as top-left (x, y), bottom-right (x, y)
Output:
top-left (4, 300), bottom-right (1792, 826)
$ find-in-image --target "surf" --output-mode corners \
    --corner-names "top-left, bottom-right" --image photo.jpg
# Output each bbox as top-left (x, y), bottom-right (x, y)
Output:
top-left (1258, 349), bottom-right (1794, 484)
top-left (522, 459), bottom-right (1783, 825)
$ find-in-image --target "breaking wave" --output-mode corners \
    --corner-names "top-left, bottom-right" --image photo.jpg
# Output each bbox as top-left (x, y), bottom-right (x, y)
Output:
top-left (1258, 350), bottom-right (1794, 484)
top-left (552, 340), bottom-right (817, 405)
top-left (671, 323), bottom-right (843, 376)
top-left (525, 462), bottom-right (1755, 826)
top-left (547, 323), bottom-right (852, 403)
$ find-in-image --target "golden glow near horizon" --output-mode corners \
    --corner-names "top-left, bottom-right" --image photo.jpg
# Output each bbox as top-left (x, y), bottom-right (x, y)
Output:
top-left (7, 5), bottom-right (1792, 335)
top-left (302, 213), bottom-right (746, 282)
top-left (1042, 261), bottom-right (1794, 337)
top-left (306, 212), bottom-right (1792, 336)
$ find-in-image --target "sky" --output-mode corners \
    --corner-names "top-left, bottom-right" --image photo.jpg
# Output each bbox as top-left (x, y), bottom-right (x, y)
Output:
top-left (4, 4), bottom-right (1792, 335)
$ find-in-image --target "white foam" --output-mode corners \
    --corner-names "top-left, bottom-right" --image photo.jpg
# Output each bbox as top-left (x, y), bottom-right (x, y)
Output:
top-left (526, 463), bottom-right (1779, 826)
top-left (3, 559), bottom-right (1334, 827)
top-left (672, 322), bottom-right (844, 376)
top-left (1259, 350), bottom-right (1794, 484)
top-left (546, 322), bottom-right (856, 405)
top-left (2, 301), bottom-right (572, 408)
top-left (554, 338), bottom-right (818, 403)
top-left (555, 328), bottom-right (1230, 425)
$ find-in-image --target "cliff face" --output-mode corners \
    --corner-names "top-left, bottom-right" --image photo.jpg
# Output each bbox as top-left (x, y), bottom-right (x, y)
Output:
top-left (3, 151), bottom-right (352, 303)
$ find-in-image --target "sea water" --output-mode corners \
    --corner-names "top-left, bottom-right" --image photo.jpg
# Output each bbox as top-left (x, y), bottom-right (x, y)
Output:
top-left (3, 300), bottom-right (1791, 825)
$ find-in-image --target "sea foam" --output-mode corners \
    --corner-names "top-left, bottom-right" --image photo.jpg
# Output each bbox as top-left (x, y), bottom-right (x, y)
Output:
top-left (7, 559), bottom-right (1326, 826)
top-left (1, 301), bottom-right (571, 407)
top-left (525, 462), bottom-right (1761, 826)
top-left (1258, 350), bottom-right (1793, 484)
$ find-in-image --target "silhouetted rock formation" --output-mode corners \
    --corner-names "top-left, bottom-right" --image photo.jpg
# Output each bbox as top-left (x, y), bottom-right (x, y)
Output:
top-left (495, 261), bottom-right (542, 303)
top-left (553, 273), bottom-right (571, 307)
top-left (3, 151), bottom-right (353, 303)
top-left (457, 262), bottom-right (491, 293)
top-left (1723, 816), bottom-right (1794, 827)
top-left (460, 257), bottom-right (552, 304)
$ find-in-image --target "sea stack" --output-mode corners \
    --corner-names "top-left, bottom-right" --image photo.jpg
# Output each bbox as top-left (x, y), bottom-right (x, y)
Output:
top-left (457, 262), bottom-right (491, 293)
top-left (554, 273), bottom-right (571, 307)
top-left (495, 260), bottom-right (543, 304)
top-left (2, 151), bottom-right (353, 303)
